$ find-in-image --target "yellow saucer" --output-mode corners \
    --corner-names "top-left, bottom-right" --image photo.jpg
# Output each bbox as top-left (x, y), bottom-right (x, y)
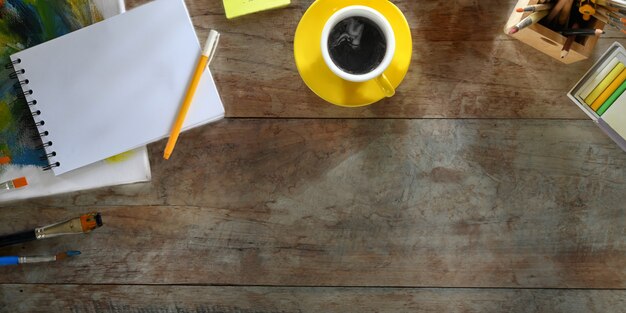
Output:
top-left (294, 0), bottom-right (412, 107)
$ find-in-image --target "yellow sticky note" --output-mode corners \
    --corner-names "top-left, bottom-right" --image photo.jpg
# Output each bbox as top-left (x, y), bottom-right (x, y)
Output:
top-left (223, 0), bottom-right (291, 19)
top-left (585, 63), bottom-right (626, 105)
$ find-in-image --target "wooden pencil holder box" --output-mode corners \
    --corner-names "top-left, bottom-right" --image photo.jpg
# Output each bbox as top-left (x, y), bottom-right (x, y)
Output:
top-left (505, 0), bottom-right (605, 64)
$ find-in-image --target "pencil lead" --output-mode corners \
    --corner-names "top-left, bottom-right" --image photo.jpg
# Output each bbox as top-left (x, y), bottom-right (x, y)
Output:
top-left (508, 27), bottom-right (519, 34)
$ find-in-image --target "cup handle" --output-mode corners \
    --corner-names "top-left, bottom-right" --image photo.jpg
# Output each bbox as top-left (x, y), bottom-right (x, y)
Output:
top-left (375, 74), bottom-right (395, 97)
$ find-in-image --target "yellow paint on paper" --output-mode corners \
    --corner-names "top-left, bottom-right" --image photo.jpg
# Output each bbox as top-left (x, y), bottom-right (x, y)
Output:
top-left (585, 63), bottom-right (625, 105)
top-left (223, 0), bottom-right (290, 19)
top-left (105, 150), bottom-right (134, 163)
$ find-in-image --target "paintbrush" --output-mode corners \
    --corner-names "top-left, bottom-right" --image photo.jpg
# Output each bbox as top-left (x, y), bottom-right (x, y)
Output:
top-left (509, 10), bottom-right (550, 34)
top-left (516, 3), bottom-right (554, 12)
top-left (0, 251), bottom-right (81, 266)
top-left (560, 28), bottom-right (605, 35)
top-left (0, 177), bottom-right (27, 191)
top-left (0, 212), bottom-right (103, 248)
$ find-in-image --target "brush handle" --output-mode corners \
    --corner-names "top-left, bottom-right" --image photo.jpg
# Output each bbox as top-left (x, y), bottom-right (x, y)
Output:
top-left (0, 230), bottom-right (37, 248)
top-left (0, 256), bottom-right (19, 266)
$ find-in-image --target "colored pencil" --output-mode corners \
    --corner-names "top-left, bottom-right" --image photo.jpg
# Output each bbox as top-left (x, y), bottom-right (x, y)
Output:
top-left (561, 23), bottom-right (579, 59)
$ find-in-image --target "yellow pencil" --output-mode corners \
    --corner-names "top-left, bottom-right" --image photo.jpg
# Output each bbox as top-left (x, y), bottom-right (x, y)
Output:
top-left (591, 68), bottom-right (626, 111)
top-left (164, 30), bottom-right (220, 160)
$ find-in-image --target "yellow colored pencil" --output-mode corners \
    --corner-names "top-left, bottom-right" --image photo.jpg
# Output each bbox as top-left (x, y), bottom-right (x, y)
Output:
top-left (591, 68), bottom-right (626, 110)
top-left (164, 30), bottom-right (220, 160)
top-left (585, 62), bottom-right (625, 105)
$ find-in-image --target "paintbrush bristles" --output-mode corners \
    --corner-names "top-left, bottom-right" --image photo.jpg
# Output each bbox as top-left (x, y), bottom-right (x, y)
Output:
top-left (55, 250), bottom-right (81, 261)
top-left (80, 212), bottom-right (103, 232)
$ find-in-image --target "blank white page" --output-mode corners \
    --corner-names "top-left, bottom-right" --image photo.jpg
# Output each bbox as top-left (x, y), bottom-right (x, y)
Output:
top-left (11, 0), bottom-right (224, 175)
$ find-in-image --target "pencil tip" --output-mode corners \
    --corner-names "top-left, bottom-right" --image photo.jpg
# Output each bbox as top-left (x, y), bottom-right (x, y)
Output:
top-left (515, 8), bottom-right (523, 12)
top-left (508, 27), bottom-right (519, 35)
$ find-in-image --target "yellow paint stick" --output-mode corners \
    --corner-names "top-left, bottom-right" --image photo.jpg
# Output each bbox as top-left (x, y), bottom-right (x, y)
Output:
top-left (585, 62), bottom-right (626, 105)
top-left (578, 57), bottom-right (620, 100)
top-left (591, 68), bottom-right (626, 111)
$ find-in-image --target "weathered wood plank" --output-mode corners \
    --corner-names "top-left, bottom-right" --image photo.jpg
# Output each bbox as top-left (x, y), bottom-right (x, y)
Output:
top-left (124, 0), bottom-right (626, 118)
top-left (1, 119), bottom-right (624, 287)
top-left (1, 285), bottom-right (625, 313)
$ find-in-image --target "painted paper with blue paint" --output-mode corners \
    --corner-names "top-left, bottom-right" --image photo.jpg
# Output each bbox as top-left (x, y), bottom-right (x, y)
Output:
top-left (0, 0), bottom-right (103, 170)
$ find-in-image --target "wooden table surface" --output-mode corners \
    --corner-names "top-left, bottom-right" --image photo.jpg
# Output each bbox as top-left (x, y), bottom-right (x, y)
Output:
top-left (2, 0), bottom-right (626, 312)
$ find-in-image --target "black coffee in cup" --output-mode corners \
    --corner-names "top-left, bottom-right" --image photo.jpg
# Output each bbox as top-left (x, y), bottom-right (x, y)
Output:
top-left (327, 17), bottom-right (387, 75)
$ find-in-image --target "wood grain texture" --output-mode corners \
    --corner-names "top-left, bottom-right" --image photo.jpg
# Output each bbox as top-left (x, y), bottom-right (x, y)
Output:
top-left (1, 119), bottom-right (624, 288)
top-left (2, 0), bottom-right (626, 310)
top-left (124, 0), bottom-right (626, 119)
top-left (2, 285), bottom-right (626, 313)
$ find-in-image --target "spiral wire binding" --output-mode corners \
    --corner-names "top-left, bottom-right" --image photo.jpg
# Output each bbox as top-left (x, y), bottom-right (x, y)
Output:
top-left (7, 58), bottom-right (60, 171)
top-left (5, 58), bottom-right (20, 69)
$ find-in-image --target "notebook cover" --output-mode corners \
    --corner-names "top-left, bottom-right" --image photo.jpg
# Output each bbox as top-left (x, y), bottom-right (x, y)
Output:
top-left (0, 0), bottom-right (152, 204)
top-left (10, 0), bottom-right (225, 175)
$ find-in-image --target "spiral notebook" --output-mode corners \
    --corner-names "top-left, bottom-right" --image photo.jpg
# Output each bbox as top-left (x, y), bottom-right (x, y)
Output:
top-left (0, 0), bottom-right (152, 204)
top-left (9, 0), bottom-right (225, 176)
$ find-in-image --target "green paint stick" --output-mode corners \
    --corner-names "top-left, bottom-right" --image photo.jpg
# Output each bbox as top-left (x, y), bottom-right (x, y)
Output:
top-left (597, 79), bottom-right (626, 116)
